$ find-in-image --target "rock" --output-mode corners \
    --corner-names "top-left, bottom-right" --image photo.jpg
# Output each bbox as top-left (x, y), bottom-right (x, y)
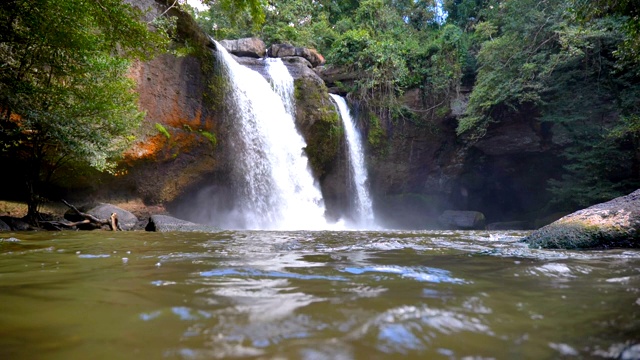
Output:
top-left (65, 203), bottom-right (138, 230)
top-left (438, 210), bottom-right (486, 229)
top-left (0, 216), bottom-right (32, 231)
top-left (145, 214), bottom-right (220, 232)
top-left (0, 218), bottom-right (11, 231)
top-left (219, 38), bottom-right (266, 58)
top-left (269, 44), bottom-right (325, 67)
top-left (315, 65), bottom-right (362, 88)
top-left (523, 189), bottom-right (640, 249)
top-left (473, 120), bottom-right (544, 156)
top-left (486, 221), bottom-right (531, 230)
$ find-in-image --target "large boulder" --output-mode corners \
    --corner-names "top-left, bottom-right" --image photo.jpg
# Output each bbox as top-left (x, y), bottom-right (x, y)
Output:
top-left (269, 44), bottom-right (325, 67)
top-left (0, 216), bottom-right (32, 231)
top-left (523, 189), bottom-right (640, 249)
top-left (438, 210), bottom-right (486, 229)
top-left (219, 38), bottom-right (266, 58)
top-left (65, 203), bottom-right (139, 230)
top-left (145, 214), bottom-right (220, 232)
top-left (0, 218), bottom-right (11, 231)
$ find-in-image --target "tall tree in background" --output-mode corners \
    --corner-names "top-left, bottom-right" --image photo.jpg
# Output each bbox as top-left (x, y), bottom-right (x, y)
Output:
top-left (0, 0), bottom-right (170, 222)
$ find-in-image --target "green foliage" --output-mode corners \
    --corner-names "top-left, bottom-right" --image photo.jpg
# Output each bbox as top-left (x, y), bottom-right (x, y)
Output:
top-left (548, 138), bottom-right (636, 209)
top-left (570, 0), bottom-right (640, 67)
top-left (0, 0), bottom-right (170, 220)
top-left (452, 0), bottom-right (640, 207)
top-left (193, 0), bottom-right (639, 210)
top-left (458, 0), bottom-right (569, 136)
top-left (367, 113), bottom-right (387, 155)
top-left (155, 123), bottom-right (171, 139)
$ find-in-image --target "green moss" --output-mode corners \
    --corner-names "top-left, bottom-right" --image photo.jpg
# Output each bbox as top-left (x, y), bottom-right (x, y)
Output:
top-left (199, 130), bottom-right (217, 148)
top-left (367, 112), bottom-right (388, 156)
top-left (294, 77), bottom-right (342, 176)
top-left (524, 221), bottom-right (625, 249)
top-left (155, 123), bottom-right (171, 139)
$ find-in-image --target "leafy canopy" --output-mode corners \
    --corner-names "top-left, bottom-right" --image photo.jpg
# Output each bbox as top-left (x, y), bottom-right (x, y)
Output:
top-left (0, 0), bottom-right (170, 218)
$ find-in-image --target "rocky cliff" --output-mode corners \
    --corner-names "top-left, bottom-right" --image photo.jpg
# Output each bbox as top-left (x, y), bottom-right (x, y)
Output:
top-left (107, 0), bottom-right (566, 228)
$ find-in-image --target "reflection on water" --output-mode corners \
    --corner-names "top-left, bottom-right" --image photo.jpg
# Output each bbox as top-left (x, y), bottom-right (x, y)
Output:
top-left (1, 230), bottom-right (640, 359)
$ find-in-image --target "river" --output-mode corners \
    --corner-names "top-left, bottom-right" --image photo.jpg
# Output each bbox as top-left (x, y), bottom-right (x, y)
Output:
top-left (1, 230), bottom-right (639, 359)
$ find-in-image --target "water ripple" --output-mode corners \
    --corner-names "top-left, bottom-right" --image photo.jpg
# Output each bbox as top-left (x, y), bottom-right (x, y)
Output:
top-left (340, 265), bottom-right (467, 284)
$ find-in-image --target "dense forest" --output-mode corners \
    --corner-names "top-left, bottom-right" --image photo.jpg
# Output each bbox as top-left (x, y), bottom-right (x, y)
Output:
top-left (1, 0), bottom-right (639, 223)
top-left (189, 0), bottom-right (640, 210)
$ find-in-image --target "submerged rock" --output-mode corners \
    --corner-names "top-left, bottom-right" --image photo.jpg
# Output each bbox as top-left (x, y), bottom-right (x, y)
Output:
top-left (145, 214), bottom-right (220, 232)
top-left (523, 189), bottom-right (640, 249)
top-left (438, 210), bottom-right (486, 230)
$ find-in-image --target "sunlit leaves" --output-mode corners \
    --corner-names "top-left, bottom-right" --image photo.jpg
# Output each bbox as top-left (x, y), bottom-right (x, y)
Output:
top-left (0, 0), bottom-right (168, 217)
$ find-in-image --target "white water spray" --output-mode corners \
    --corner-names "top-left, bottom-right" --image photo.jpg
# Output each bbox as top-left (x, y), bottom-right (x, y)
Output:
top-left (215, 42), bottom-right (328, 230)
top-left (330, 94), bottom-right (376, 228)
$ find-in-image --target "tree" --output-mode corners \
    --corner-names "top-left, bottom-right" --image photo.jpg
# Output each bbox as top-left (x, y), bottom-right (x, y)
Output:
top-left (570, 0), bottom-right (640, 65)
top-left (453, 0), bottom-right (640, 208)
top-left (0, 0), bottom-right (170, 222)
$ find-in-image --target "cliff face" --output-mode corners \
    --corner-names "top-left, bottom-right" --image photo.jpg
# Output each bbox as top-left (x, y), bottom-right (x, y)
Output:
top-left (361, 88), bottom-right (562, 228)
top-left (123, 53), bottom-right (225, 204)
top-left (116, 0), bottom-right (563, 227)
top-left (118, 4), bottom-right (346, 217)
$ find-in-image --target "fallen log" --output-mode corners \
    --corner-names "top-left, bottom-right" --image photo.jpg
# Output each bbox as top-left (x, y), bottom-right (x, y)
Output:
top-left (61, 200), bottom-right (122, 231)
top-left (39, 219), bottom-right (91, 231)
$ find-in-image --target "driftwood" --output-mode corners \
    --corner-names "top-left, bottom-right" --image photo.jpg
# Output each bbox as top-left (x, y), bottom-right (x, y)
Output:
top-left (60, 199), bottom-right (122, 231)
top-left (39, 219), bottom-right (91, 231)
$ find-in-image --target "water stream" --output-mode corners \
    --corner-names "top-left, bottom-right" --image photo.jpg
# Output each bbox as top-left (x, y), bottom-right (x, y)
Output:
top-left (1, 230), bottom-right (639, 359)
top-left (331, 94), bottom-right (375, 228)
top-left (214, 43), bottom-right (327, 230)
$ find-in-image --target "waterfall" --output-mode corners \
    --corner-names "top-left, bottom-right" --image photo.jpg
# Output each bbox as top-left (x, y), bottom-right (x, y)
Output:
top-left (330, 94), bottom-right (376, 228)
top-left (214, 42), bottom-right (328, 230)
top-left (265, 58), bottom-right (295, 116)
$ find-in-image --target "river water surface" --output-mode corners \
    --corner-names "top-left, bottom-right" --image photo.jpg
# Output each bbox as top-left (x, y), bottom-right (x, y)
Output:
top-left (1, 230), bottom-right (639, 359)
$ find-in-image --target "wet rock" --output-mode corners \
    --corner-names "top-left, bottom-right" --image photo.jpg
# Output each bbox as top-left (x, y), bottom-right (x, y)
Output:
top-left (486, 221), bottom-right (531, 230)
top-left (438, 210), bottom-right (486, 230)
top-left (269, 44), bottom-right (325, 67)
top-left (65, 203), bottom-right (139, 230)
top-left (0, 218), bottom-right (11, 231)
top-left (145, 214), bottom-right (220, 232)
top-left (523, 189), bottom-right (640, 249)
top-left (219, 38), bottom-right (266, 58)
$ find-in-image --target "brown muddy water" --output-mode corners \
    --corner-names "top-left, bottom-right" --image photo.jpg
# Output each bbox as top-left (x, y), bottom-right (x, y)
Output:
top-left (1, 230), bottom-right (639, 359)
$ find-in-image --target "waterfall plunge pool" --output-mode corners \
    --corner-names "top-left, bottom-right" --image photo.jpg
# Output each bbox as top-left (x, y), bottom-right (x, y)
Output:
top-left (1, 230), bottom-right (639, 359)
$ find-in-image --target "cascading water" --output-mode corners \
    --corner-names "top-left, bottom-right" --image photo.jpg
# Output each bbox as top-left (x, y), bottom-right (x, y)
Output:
top-left (330, 94), bottom-right (376, 228)
top-left (265, 58), bottom-right (295, 116)
top-left (214, 42), bottom-right (328, 230)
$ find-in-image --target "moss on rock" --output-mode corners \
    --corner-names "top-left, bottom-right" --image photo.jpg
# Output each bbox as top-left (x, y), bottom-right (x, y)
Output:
top-left (523, 189), bottom-right (640, 249)
top-left (294, 77), bottom-right (342, 177)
